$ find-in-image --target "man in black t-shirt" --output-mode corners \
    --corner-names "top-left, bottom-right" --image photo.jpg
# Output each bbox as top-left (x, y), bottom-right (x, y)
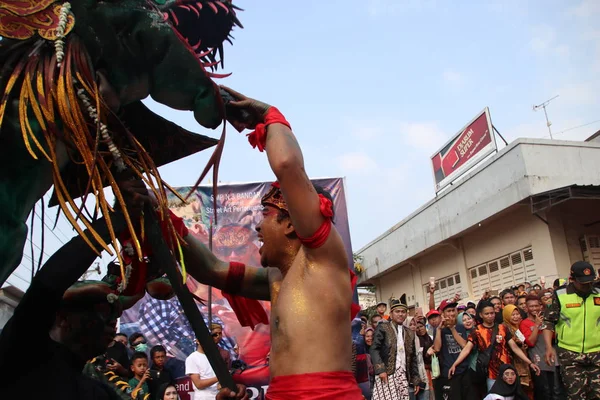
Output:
top-left (0, 178), bottom-right (148, 400)
top-left (149, 345), bottom-right (175, 393)
top-left (432, 299), bottom-right (475, 400)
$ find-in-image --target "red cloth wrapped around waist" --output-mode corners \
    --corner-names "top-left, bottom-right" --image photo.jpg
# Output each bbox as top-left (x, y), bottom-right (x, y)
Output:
top-left (265, 371), bottom-right (364, 400)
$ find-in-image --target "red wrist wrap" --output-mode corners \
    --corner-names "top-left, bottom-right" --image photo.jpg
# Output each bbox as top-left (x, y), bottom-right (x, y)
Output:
top-left (247, 107), bottom-right (291, 152)
top-left (224, 262), bottom-right (245, 294)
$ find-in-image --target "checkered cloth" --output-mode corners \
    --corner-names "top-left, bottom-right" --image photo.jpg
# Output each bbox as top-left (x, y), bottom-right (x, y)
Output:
top-left (138, 294), bottom-right (236, 361)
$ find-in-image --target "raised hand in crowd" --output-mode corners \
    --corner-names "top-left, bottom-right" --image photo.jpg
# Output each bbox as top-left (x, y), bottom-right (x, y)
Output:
top-left (141, 369), bottom-right (151, 383)
top-left (440, 314), bottom-right (455, 328)
top-left (533, 311), bottom-right (544, 327)
top-left (106, 358), bottom-right (128, 377)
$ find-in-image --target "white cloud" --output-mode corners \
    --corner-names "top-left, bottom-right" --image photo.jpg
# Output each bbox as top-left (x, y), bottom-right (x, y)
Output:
top-left (569, 0), bottom-right (600, 17)
top-left (367, 0), bottom-right (437, 16)
top-left (557, 82), bottom-right (598, 106)
top-left (529, 25), bottom-right (557, 53)
top-left (442, 70), bottom-right (463, 86)
top-left (336, 152), bottom-right (378, 174)
top-left (350, 124), bottom-right (382, 141)
top-left (367, 0), bottom-right (386, 16)
top-left (400, 122), bottom-right (447, 153)
top-left (529, 25), bottom-right (571, 57)
top-left (554, 45), bottom-right (570, 57)
top-left (582, 29), bottom-right (600, 41)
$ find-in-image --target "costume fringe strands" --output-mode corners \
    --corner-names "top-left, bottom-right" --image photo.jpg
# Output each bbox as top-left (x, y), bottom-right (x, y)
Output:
top-left (0, 33), bottom-right (188, 285)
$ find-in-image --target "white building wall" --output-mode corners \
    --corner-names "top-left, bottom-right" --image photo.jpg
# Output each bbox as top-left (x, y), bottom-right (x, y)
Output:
top-left (377, 264), bottom-right (417, 309)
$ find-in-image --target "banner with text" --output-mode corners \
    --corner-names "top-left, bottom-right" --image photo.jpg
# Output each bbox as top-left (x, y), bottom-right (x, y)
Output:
top-left (120, 178), bottom-right (353, 400)
top-left (431, 107), bottom-right (497, 191)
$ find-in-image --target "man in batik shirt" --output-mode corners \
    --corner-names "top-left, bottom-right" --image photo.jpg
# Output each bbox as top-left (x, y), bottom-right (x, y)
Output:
top-left (370, 295), bottom-right (422, 400)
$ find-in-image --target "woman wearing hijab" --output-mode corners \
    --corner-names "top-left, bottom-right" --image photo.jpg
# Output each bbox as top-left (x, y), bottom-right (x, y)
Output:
top-left (353, 317), bottom-right (371, 399)
top-left (363, 327), bottom-right (375, 399)
top-left (456, 311), bottom-right (482, 399)
top-left (364, 327), bottom-right (374, 352)
top-left (502, 305), bottom-right (533, 399)
top-left (456, 312), bottom-right (477, 369)
top-left (484, 364), bottom-right (528, 400)
top-left (414, 318), bottom-right (433, 400)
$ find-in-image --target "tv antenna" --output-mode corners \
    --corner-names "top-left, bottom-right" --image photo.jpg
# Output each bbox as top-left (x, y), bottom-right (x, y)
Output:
top-left (533, 95), bottom-right (559, 139)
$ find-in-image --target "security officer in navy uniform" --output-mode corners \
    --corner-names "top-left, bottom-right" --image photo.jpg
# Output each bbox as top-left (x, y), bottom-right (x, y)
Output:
top-left (543, 261), bottom-right (600, 399)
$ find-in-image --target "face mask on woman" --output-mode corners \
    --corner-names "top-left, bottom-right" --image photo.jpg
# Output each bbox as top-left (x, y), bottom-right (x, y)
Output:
top-left (134, 343), bottom-right (148, 353)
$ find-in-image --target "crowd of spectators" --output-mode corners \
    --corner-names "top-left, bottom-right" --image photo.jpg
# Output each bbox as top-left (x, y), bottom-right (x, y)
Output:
top-left (354, 261), bottom-right (599, 400)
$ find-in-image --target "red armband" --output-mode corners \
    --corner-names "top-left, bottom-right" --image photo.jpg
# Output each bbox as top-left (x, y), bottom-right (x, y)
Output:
top-left (318, 194), bottom-right (334, 218)
top-left (166, 209), bottom-right (189, 238)
top-left (298, 219), bottom-right (332, 249)
top-left (224, 261), bottom-right (245, 294)
top-left (297, 194), bottom-right (334, 249)
top-left (221, 262), bottom-right (269, 329)
top-left (247, 107), bottom-right (291, 152)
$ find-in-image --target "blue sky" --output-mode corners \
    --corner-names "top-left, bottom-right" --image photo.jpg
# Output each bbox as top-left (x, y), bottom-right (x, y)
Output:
top-left (6, 0), bottom-right (600, 290)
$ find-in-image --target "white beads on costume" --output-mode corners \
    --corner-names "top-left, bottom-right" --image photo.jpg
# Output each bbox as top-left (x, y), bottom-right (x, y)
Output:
top-left (55, 2), bottom-right (72, 68)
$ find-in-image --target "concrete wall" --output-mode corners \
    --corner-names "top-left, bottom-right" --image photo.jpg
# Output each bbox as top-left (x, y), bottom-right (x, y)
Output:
top-left (461, 205), bottom-right (560, 280)
top-left (359, 139), bottom-right (600, 282)
top-left (375, 206), bottom-right (554, 305)
top-left (377, 264), bottom-right (417, 307)
top-left (559, 200), bottom-right (600, 272)
top-left (547, 209), bottom-right (572, 278)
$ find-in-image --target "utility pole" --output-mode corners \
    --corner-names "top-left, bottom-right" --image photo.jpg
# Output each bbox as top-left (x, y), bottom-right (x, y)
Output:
top-left (533, 95), bottom-right (559, 139)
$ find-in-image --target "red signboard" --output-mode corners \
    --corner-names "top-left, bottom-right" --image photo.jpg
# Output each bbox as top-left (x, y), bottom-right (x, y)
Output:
top-left (431, 108), bottom-right (497, 191)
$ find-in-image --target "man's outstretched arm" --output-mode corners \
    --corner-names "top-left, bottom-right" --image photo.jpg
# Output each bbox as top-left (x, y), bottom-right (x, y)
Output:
top-left (220, 86), bottom-right (345, 261)
top-left (182, 234), bottom-right (272, 301)
top-left (263, 123), bottom-right (324, 239)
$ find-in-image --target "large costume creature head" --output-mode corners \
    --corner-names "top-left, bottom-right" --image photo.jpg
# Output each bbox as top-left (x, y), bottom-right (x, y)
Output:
top-left (0, 0), bottom-right (244, 286)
